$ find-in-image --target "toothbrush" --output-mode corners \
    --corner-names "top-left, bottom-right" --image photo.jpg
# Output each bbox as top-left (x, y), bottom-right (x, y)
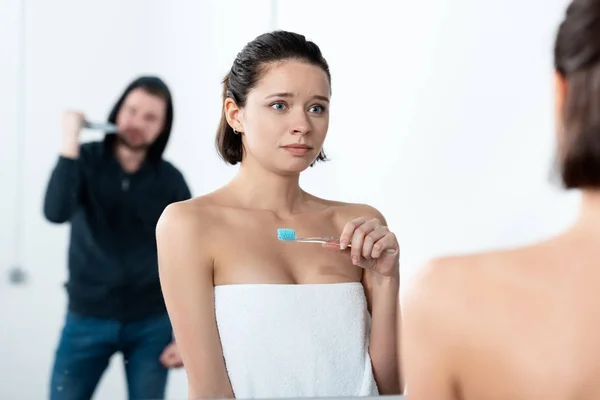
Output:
top-left (277, 228), bottom-right (397, 255)
top-left (83, 120), bottom-right (119, 133)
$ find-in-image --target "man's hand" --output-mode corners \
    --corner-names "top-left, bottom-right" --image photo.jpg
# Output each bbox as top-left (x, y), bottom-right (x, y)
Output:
top-left (60, 110), bottom-right (84, 159)
top-left (159, 341), bottom-right (183, 368)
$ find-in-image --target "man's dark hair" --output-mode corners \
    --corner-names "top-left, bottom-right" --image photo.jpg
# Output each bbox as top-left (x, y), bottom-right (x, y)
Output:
top-left (106, 75), bottom-right (174, 164)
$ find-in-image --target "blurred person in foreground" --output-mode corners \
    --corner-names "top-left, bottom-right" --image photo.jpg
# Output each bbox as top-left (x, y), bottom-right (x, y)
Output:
top-left (401, 1), bottom-right (600, 399)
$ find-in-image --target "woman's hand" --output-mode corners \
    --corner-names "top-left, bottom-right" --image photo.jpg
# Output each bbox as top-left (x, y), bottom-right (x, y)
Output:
top-left (325, 217), bottom-right (400, 277)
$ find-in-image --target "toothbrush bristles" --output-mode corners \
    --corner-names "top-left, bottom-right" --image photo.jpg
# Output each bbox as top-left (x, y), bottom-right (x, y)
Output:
top-left (277, 228), bottom-right (297, 241)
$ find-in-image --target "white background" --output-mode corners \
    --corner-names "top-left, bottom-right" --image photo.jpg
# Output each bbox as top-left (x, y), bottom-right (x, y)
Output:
top-left (0, 0), bottom-right (575, 398)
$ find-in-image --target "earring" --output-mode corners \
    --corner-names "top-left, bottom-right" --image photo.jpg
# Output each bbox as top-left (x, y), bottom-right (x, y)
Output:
top-left (233, 129), bottom-right (238, 135)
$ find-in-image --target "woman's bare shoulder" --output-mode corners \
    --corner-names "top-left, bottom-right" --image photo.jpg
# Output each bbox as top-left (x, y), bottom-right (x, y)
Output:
top-left (309, 195), bottom-right (387, 223)
top-left (156, 191), bottom-right (229, 240)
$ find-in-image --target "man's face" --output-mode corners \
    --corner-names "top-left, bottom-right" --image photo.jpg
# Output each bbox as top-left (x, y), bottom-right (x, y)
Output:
top-left (115, 87), bottom-right (167, 151)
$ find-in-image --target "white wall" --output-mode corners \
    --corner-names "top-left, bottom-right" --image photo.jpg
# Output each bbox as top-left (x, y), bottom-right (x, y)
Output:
top-left (275, 0), bottom-right (577, 286)
top-left (0, 0), bottom-right (22, 394)
top-left (0, 1), bottom-right (273, 399)
top-left (0, 0), bottom-right (576, 398)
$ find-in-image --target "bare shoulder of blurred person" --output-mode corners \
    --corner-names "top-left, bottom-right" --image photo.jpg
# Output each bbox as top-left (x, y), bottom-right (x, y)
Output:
top-left (402, 239), bottom-right (597, 400)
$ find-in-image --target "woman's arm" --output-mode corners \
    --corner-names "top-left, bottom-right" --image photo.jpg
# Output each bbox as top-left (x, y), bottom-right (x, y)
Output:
top-left (363, 269), bottom-right (401, 394)
top-left (156, 202), bottom-right (234, 399)
top-left (337, 205), bottom-right (402, 394)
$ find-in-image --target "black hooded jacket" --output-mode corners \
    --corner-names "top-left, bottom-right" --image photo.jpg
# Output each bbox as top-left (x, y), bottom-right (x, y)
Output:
top-left (43, 76), bottom-right (191, 321)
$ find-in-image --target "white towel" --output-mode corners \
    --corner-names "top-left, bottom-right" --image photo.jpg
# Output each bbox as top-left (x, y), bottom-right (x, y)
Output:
top-left (214, 282), bottom-right (379, 399)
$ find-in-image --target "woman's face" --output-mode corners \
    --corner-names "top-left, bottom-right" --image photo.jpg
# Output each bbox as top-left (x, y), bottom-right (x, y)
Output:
top-left (228, 60), bottom-right (331, 174)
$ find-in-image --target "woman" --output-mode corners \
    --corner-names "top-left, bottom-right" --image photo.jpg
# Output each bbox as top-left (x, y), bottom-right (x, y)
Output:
top-left (401, 1), bottom-right (600, 399)
top-left (157, 30), bottom-right (401, 399)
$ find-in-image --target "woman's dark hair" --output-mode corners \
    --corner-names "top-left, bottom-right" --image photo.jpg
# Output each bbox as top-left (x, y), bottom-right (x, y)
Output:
top-left (216, 30), bottom-right (331, 166)
top-left (554, 0), bottom-right (600, 189)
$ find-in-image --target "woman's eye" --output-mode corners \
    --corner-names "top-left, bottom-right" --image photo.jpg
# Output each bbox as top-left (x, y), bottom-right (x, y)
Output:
top-left (271, 103), bottom-right (286, 111)
top-left (309, 105), bottom-right (325, 114)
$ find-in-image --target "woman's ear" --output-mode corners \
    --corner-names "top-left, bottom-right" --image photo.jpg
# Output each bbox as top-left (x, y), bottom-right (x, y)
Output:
top-left (554, 70), bottom-right (568, 117)
top-left (224, 98), bottom-right (243, 132)
top-left (554, 70), bottom-right (569, 151)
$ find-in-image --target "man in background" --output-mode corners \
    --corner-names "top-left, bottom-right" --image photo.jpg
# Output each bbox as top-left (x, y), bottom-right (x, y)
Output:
top-left (43, 76), bottom-right (191, 400)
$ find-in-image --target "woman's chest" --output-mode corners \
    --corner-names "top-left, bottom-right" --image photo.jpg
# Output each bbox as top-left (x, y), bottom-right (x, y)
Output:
top-left (212, 210), bottom-right (362, 285)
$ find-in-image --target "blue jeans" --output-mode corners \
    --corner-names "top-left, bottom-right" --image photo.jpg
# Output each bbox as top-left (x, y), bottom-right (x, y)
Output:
top-left (49, 311), bottom-right (173, 400)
